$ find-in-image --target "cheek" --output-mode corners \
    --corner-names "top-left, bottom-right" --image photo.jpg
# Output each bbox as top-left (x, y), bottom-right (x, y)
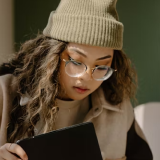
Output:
top-left (59, 62), bottom-right (73, 87)
top-left (90, 81), bottom-right (103, 92)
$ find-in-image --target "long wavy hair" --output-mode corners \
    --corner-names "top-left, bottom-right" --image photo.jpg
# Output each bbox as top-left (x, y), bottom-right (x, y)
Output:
top-left (0, 34), bottom-right (137, 142)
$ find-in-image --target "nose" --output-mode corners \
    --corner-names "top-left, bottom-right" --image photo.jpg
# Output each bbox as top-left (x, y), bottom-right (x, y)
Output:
top-left (78, 66), bottom-right (93, 81)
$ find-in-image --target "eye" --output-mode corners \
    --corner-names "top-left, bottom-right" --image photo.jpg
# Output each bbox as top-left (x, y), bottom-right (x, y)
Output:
top-left (69, 56), bottom-right (82, 66)
top-left (96, 66), bottom-right (109, 71)
top-left (69, 56), bottom-right (74, 61)
top-left (97, 68), bottom-right (107, 71)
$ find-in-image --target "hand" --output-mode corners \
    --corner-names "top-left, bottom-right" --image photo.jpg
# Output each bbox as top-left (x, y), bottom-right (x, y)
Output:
top-left (0, 143), bottom-right (28, 160)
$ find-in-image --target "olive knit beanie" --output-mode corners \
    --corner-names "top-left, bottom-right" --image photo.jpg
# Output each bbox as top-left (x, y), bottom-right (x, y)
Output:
top-left (43, 0), bottom-right (124, 50)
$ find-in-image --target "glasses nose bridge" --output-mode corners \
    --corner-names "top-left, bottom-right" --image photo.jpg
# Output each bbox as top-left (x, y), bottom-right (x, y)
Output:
top-left (80, 64), bottom-right (94, 81)
top-left (84, 64), bottom-right (95, 75)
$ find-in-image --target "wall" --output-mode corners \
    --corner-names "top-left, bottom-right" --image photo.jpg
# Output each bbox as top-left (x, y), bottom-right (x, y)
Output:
top-left (0, 0), bottom-right (14, 63)
top-left (117, 0), bottom-right (160, 104)
top-left (14, 0), bottom-right (60, 50)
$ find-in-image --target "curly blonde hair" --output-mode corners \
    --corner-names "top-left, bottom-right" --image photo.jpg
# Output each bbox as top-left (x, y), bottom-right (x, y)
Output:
top-left (0, 34), bottom-right (137, 142)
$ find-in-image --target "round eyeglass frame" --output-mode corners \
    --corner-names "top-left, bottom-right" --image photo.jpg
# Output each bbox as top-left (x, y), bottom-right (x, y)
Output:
top-left (62, 58), bottom-right (117, 81)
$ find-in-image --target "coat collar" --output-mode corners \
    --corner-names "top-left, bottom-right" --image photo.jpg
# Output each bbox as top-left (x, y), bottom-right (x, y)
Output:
top-left (84, 87), bottom-right (124, 122)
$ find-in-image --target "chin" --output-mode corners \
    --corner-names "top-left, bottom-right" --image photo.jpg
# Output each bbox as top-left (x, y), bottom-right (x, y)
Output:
top-left (69, 94), bottom-right (89, 101)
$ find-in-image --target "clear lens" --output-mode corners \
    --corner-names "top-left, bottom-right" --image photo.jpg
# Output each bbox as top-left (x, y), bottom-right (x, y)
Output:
top-left (65, 60), bottom-right (86, 77)
top-left (92, 66), bottom-right (114, 81)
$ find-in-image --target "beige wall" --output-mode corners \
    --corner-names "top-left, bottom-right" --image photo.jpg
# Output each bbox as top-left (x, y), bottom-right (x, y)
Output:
top-left (0, 0), bottom-right (14, 64)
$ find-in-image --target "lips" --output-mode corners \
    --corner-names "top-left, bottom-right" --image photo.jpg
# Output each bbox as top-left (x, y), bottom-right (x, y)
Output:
top-left (73, 86), bottom-right (89, 94)
top-left (75, 86), bottom-right (88, 90)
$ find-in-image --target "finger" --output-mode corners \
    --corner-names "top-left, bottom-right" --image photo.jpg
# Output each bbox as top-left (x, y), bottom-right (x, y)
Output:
top-left (0, 145), bottom-right (20, 160)
top-left (1, 150), bottom-right (21, 160)
top-left (6, 143), bottom-right (28, 160)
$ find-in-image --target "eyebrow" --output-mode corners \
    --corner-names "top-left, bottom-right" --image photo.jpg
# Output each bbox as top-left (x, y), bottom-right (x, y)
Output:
top-left (68, 47), bottom-right (112, 60)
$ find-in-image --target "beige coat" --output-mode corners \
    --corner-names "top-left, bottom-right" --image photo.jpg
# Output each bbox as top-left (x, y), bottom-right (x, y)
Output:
top-left (0, 74), bottom-right (153, 160)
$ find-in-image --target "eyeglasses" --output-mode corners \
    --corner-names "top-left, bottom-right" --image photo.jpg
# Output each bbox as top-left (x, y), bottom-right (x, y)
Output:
top-left (62, 57), bottom-right (117, 81)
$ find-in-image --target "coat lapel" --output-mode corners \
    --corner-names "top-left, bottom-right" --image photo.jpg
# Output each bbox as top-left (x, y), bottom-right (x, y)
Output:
top-left (83, 87), bottom-right (123, 122)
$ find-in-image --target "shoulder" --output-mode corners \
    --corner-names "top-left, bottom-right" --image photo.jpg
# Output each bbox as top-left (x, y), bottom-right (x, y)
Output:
top-left (0, 73), bottom-right (15, 84)
top-left (0, 74), bottom-right (18, 113)
top-left (0, 74), bottom-right (18, 145)
top-left (0, 74), bottom-right (18, 93)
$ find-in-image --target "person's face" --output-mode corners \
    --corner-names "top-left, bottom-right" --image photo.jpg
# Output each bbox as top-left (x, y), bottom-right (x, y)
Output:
top-left (58, 43), bottom-right (114, 100)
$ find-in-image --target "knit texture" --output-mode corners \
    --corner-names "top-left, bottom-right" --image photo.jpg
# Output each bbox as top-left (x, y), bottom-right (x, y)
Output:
top-left (43, 0), bottom-right (124, 50)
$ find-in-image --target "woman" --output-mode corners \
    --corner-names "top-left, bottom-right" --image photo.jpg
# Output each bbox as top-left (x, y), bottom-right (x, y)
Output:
top-left (0, 0), bottom-right (153, 159)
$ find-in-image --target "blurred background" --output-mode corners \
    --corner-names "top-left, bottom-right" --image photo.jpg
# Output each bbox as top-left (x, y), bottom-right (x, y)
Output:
top-left (0, 0), bottom-right (160, 106)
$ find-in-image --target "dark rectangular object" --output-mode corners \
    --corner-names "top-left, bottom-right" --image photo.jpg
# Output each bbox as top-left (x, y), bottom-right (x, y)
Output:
top-left (16, 122), bottom-right (103, 160)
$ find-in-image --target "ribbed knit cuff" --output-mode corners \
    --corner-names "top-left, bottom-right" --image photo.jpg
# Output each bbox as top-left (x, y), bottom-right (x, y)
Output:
top-left (43, 11), bottom-right (124, 50)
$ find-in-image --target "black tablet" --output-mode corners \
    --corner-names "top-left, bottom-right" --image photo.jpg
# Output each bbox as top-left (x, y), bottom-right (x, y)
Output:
top-left (16, 122), bottom-right (103, 160)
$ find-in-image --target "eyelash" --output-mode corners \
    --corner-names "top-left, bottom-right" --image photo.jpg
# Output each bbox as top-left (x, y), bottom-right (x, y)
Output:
top-left (69, 56), bottom-right (74, 61)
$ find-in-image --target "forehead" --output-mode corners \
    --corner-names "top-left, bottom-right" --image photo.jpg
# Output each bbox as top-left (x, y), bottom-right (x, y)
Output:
top-left (67, 43), bottom-right (114, 57)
